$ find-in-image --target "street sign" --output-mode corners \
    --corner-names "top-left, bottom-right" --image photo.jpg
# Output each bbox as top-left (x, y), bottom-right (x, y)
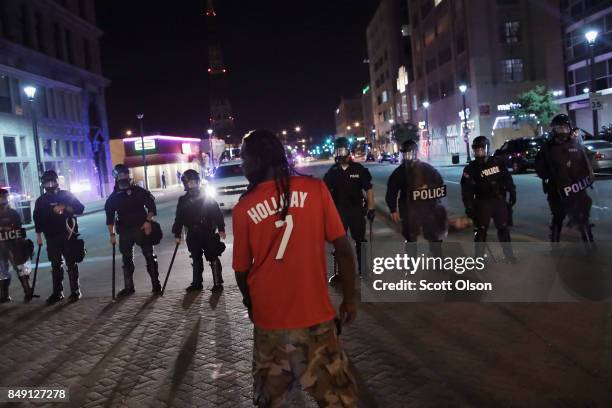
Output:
top-left (590, 93), bottom-right (603, 110)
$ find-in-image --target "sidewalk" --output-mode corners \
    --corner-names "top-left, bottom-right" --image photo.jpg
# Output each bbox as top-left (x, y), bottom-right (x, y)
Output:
top-left (1, 286), bottom-right (611, 407)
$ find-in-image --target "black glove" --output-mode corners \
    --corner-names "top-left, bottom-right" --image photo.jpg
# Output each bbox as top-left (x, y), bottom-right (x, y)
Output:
top-left (366, 209), bottom-right (376, 222)
top-left (509, 193), bottom-right (517, 207)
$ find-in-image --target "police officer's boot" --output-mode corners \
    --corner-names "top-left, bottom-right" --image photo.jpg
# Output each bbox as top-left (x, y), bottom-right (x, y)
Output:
top-left (18, 275), bottom-right (33, 302)
top-left (67, 265), bottom-right (82, 302)
top-left (579, 223), bottom-right (596, 251)
top-left (550, 224), bottom-right (562, 243)
top-left (186, 255), bottom-right (204, 292)
top-left (498, 228), bottom-right (517, 264)
top-left (118, 265), bottom-right (136, 297)
top-left (0, 278), bottom-right (11, 303)
top-left (147, 260), bottom-right (162, 295)
top-left (474, 227), bottom-right (487, 259)
top-left (46, 267), bottom-right (64, 304)
top-left (210, 258), bottom-right (223, 293)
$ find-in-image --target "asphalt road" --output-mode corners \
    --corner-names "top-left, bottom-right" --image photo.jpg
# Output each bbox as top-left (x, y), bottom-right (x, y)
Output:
top-left (9, 160), bottom-right (612, 301)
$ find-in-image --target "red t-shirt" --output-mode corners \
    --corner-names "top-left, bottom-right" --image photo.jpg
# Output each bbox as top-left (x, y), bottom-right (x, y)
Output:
top-left (232, 176), bottom-right (346, 330)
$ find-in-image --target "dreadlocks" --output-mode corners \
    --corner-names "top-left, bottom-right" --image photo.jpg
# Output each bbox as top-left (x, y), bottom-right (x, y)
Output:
top-left (241, 130), bottom-right (293, 220)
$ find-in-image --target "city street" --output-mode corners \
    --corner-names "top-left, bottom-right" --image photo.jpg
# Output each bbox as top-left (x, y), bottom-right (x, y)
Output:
top-left (1, 161), bottom-right (612, 407)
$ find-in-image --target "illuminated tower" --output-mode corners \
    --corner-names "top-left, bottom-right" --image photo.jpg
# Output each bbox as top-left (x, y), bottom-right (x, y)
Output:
top-left (206, 0), bottom-right (234, 138)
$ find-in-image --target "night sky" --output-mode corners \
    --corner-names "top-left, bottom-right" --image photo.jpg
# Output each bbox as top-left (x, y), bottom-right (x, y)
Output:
top-left (96, 0), bottom-right (380, 143)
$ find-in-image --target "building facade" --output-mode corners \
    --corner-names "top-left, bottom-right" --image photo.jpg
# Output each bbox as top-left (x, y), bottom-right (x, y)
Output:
top-left (366, 0), bottom-right (413, 151)
top-left (0, 0), bottom-right (112, 210)
top-left (555, 0), bottom-right (612, 135)
top-left (407, 0), bottom-right (564, 161)
top-left (335, 97), bottom-right (364, 138)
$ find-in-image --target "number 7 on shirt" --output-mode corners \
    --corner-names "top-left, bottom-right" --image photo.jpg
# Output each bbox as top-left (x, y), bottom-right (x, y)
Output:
top-left (274, 214), bottom-right (294, 260)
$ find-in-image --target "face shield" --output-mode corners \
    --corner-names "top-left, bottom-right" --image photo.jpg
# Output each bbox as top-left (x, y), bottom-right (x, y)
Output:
top-left (43, 180), bottom-right (59, 194)
top-left (401, 149), bottom-right (418, 162)
top-left (335, 147), bottom-right (350, 158)
top-left (186, 179), bottom-right (200, 191)
top-left (552, 124), bottom-right (571, 142)
top-left (116, 173), bottom-right (131, 190)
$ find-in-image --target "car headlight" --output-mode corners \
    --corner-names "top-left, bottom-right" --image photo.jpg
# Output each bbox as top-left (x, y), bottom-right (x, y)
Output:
top-left (205, 185), bottom-right (217, 198)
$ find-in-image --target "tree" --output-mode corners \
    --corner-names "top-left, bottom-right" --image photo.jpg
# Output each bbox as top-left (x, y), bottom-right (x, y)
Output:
top-left (391, 122), bottom-right (419, 145)
top-left (508, 86), bottom-right (558, 136)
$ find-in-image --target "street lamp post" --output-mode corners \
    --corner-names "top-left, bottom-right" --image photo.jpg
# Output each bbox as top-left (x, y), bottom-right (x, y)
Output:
top-left (422, 101), bottom-right (430, 160)
top-left (207, 128), bottom-right (214, 170)
top-left (586, 30), bottom-right (599, 138)
top-left (136, 113), bottom-right (148, 190)
top-left (24, 86), bottom-right (44, 196)
top-left (459, 84), bottom-right (471, 162)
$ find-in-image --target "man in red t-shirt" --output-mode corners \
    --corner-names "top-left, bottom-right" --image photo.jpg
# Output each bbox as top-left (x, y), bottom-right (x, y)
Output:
top-left (233, 130), bottom-right (358, 407)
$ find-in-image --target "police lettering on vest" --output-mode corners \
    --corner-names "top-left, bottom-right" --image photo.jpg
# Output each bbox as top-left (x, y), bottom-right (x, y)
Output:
top-left (0, 227), bottom-right (26, 241)
top-left (481, 166), bottom-right (500, 177)
top-left (411, 185), bottom-right (447, 201)
top-left (562, 176), bottom-right (592, 197)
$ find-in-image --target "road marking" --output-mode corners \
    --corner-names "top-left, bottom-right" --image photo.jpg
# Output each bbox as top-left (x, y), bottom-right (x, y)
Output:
top-left (446, 180), bottom-right (460, 184)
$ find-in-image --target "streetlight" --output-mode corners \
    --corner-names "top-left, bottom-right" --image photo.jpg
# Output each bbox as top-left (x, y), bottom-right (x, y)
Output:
top-left (125, 130), bottom-right (132, 136)
top-left (24, 86), bottom-right (44, 196)
top-left (136, 114), bottom-right (149, 189)
top-left (354, 122), bottom-right (360, 127)
top-left (585, 30), bottom-right (599, 138)
top-left (294, 126), bottom-right (301, 133)
top-left (459, 84), bottom-right (471, 162)
top-left (281, 130), bottom-right (287, 136)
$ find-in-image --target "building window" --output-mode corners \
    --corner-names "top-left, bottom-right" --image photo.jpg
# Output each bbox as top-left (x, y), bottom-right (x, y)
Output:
top-left (65, 29), bottom-right (74, 64)
top-left (501, 21), bottom-right (521, 44)
top-left (456, 34), bottom-right (466, 54)
top-left (425, 57), bottom-right (437, 72)
top-left (6, 163), bottom-right (23, 194)
top-left (382, 90), bottom-right (389, 103)
top-left (35, 87), bottom-right (48, 118)
top-left (54, 23), bottom-right (63, 60)
top-left (438, 47), bottom-right (452, 66)
top-left (19, 4), bottom-right (30, 47)
top-left (43, 139), bottom-right (52, 156)
top-left (34, 13), bottom-right (45, 53)
top-left (0, 75), bottom-right (11, 113)
top-left (3, 136), bottom-right (17, 157)
top-left (428, 83), bottom-right (440, 102)
top-left (64, 140), bottom-right (71, 156)
top-left (72, 141), bottom-right (79, 156)
top-left (501, 59), bottom-right (524, 82)
top-left (84, 39), bottom-right (92, 70)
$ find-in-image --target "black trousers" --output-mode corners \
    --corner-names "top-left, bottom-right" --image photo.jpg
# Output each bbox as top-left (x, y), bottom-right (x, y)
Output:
top-left (547, 190), bottom-right (592, 242)
top-left (119, 227), bottom-right (159, 290)
top-left (46, 235), bottom-right (79, 295)
top-left (338, 208), bottom-right (366, 274)
top-left (472, 197), bottom-right (513, 258)
top-left (186, 230), bottom-right (223, 286)
top-left (401, 203), bottom-right (446, 258)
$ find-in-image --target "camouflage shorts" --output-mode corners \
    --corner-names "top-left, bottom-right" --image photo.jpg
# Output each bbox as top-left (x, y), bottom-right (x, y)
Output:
top-left (253, 319), bottom-right (358, 407)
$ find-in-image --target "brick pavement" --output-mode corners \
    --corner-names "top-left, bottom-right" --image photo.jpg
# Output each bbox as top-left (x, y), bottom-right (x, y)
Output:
top-left (2, 283), bottom-right (612, 407)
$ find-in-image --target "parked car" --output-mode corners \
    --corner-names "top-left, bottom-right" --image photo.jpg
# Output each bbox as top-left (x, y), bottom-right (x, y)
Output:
top-left (584, 140), bottom-right (612, 172)
top-left (378, 153), bottom-right (399, 164)
top-left (205, 161), bottom-right (249, 210)
top-left (493, 137), bottom-right (545, 173)
top-left (365, 153), bottom-right (376, 162)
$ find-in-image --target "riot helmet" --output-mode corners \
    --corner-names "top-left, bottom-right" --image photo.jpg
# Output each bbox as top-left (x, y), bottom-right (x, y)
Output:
top-left (113, 164), bottom-right (131, 190)
top-left (41, 170), bottom-right (59, 194)
top-left (471, 136), bottom-right (490, 160)
top-left (550, 114), bottom-right (572, 143)
top-left (181, 169), bottom-right (201, 192)
top-left (334, 137), bottom-right (351, 161)
top-left (0, 188), bottom-right (9, 210)
top-left (400, 139), bottom-right (419, 162)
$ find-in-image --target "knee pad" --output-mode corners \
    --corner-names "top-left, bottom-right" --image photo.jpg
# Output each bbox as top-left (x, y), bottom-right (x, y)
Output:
top-left (497, 227), bottom-right (511, 242)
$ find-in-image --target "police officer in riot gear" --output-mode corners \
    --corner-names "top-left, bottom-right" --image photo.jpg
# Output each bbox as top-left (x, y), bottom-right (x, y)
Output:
top-left (461, 136), bottom-right (517, 261)
top-left (33, 170), bottom-right (85, 303)
top-left (324, 137), bottom-right (375, 281)
top-left (386, 140), bottom-right (448, 255)
top-left (0, 188), bottom-right (33, 302)
top-left (535, 114), bottom-right (594, 244)
top-left (172, 169), bottom-right (226, 292)
top-left (105, 164), bottom-right (161, 296)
